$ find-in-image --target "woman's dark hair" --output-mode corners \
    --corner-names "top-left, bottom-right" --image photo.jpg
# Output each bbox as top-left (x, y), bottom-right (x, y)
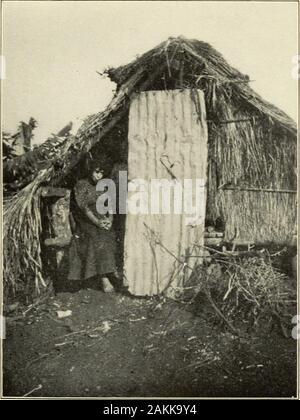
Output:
top-left (87, 155), bottom-right (112, 178)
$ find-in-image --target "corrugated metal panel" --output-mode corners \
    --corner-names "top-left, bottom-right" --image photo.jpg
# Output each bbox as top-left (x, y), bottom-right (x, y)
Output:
top-left (124, 89), bottom-right (208, 296)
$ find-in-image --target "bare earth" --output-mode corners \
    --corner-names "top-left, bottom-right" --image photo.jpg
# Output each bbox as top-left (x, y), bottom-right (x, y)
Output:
top-left (3, 286), bottom-right (297, 398)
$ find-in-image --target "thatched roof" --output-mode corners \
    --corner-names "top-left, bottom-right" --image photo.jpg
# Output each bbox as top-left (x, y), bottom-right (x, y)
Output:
top-left (107, 37), bottom-right (296, 132)
top-left (3, 37), bottom-right (297, 301)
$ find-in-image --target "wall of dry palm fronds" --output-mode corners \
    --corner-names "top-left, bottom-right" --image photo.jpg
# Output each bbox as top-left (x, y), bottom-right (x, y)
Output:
top-left (203, 82), bottom-right (296, 243)
top-left (3, 168), bottom-right (54, 302)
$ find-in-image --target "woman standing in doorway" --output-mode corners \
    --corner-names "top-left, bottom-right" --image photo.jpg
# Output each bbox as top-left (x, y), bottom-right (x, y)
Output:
top-left (68, 159), bottom-right (118, 292)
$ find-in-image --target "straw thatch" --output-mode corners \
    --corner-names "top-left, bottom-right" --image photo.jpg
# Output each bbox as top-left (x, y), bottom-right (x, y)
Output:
top-left (193, 252), bottom-right (296, 335)
top-left (3, 37), bottom-right (297, 300)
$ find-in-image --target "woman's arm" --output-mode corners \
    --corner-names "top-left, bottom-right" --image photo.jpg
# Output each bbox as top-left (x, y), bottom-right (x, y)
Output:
top-left (74, 179), bottom-right (113, 230)
top-left (84, 209), bottom-right (112, 230)
top-left (75, 180), bottom-right (102, 228)
top-left (85, 209), bottom-right (103, 228)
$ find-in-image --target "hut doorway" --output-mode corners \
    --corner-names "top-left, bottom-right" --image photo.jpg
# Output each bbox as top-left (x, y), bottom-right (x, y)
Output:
top-left (124, 89), bottom-right (208, 296)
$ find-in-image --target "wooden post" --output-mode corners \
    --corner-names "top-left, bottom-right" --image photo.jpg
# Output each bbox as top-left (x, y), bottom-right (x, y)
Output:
top-left (219, 186), bottom-right (297, 194)
top-left (43, 189), bottom-right (72, 267)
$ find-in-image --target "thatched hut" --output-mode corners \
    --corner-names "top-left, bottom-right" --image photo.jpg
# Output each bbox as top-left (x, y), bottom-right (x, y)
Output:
top-left (3, 37), bottom-right (297, 300)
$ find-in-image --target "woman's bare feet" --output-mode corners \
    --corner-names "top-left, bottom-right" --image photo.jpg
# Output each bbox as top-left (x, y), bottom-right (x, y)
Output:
top-left (101, 277), bottom-right (114, 293)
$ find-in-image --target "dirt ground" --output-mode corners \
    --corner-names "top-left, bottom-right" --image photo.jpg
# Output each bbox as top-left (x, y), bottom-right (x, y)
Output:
top-left (3, 282), bottom-right (297, 398)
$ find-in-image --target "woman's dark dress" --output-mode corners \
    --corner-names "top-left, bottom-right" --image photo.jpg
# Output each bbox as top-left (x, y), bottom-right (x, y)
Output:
top-left (68, 178), bottom-right (117, 281)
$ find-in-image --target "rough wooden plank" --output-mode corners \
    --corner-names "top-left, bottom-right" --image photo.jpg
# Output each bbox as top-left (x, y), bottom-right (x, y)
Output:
top-left (47, 191), bottom-right (72, 265)
top-left (220, 186), bottom-right (297, 194)
top-left (41, 187), bottom-right (67, 197)
top-left (44, 237), bottom-right (71, 248)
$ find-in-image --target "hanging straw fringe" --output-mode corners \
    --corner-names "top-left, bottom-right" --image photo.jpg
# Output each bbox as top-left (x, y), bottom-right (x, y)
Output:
top-left (3, 168), bottom-right (54, 301)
